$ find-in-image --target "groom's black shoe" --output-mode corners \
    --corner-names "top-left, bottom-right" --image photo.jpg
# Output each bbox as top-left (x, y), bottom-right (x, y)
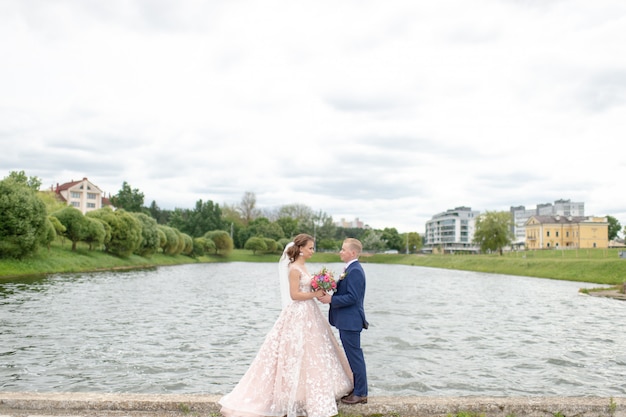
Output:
top-left (341, 390), bottom-right (353, 399)
top-left (341, 394), bottom-right (367, 405)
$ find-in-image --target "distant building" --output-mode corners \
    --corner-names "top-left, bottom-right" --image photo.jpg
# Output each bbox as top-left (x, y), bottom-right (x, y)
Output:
top-left (54, 177), bottom-right (110, 214)
top-left (423, 206), bottom-right (480, 253)
top-left (525, 215), bottom-right (608, 250)
top-left (511, 199), bottom-right (584, 245)
top-left (335, 217), bottom-right (369, 229)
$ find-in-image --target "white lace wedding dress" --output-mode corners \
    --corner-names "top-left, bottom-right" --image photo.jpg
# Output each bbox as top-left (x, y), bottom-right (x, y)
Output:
top-left (219, 265), bottom-right (353, 417)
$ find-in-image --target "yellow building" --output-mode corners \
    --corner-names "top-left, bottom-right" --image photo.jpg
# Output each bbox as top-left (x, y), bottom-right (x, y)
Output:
top-left (525, 215), bottom-right (608, 250)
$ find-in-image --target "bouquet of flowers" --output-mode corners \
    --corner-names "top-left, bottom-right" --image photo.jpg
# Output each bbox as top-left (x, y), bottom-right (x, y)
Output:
top-left (311, 266), bottom-right (337, 293)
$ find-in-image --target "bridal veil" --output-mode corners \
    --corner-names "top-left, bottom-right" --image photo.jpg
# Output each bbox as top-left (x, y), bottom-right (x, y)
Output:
top-left (278, 242), bottom-right (294, 309)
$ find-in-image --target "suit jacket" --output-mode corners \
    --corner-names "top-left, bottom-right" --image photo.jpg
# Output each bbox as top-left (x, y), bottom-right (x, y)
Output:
top-left (329, 260), bottom-right (368, 331)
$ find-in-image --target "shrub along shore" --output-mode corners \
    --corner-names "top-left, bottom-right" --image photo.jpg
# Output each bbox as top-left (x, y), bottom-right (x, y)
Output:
top-left (1, 241), bottom-right (625, 288)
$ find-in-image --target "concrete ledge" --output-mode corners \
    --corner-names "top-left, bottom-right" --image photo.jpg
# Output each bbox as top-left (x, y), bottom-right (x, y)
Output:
top-left (1, 392), bottom-right (624, 417)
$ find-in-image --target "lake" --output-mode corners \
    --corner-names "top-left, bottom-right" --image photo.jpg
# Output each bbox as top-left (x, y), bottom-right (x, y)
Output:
top-left (1, 262), bottom-right (625, 396)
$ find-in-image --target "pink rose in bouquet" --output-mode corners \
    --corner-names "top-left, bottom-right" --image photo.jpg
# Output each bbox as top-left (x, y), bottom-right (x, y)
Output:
top-left (311, 266), bottom-right (337, 293)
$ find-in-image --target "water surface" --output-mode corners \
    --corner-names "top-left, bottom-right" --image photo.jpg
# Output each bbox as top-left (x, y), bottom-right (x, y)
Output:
top-left (1, 262), bottom-right (624, 396)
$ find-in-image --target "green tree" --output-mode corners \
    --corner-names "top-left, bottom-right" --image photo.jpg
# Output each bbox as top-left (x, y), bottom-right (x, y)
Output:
top-left (276, 216), bottom-right (299, 239)
top-left (168, 199), bottom-right (224, 238)
top-left (51, 206), bottom-right (86, 251)
top-left (5, 170), bottom-right (42, 191)
top-left (606, 215), bottom-right (621, 241)
top-left (473, 210), bottom-right (513, 255)
top-left (132, 212), bottom-right (160, 257)
top-left (180, 233), bottom-right (194, 256)
top-left (221, 203), bottom-right (245, 248)
top-left (0, 175), bottom-right (47, 258)
top-left (108, 209), bottom-right (142, 257)
top-left (316, 211), bottom-right (337, 241)
top-left (362, 230), bottom-right (387, 252)
top-left (82, 216), bottom-right (106, 251)
top-left (381, 227), bottom-right (403, 251)
top-left (39, 217), bottom-right (57, 250)
top-left (244, 236), bottom-right (267, 254)
top-left (156, 227), bottom-right (167, 250)
top-left (263, 237), bottom-right (278, 253)
top-left (205, 230), bottom-right (234, 255)
top-left (191, 237), bottom-right (216, 257)
top-left (246, 217), bottom-right (285, 241)
top-left (87, 207), bottom-right (142, 257)
top-left (277, 238), bottom-right (291, 251)
top-left (86, 212), bottom-right (112, 249)
top-left (110, 181), bottom-right (144, 212)
top-left (316, 239), bottom-right (339, 251)
top-left (158, 225), bottom-right (181, 255)
top-left (147, 200), bottom-right (171, 224)
top-left (172, 228), bottom-right (186, 254)
top-left (405, 232), bottom-right (422, 253)
top-left (48, 215), bottom-right (66, 236)
top-left (192, 199), bottom-right (223, 236)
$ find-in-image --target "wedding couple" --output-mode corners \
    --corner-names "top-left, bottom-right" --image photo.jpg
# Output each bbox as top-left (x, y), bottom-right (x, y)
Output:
top-left (219, 234), bottom-right (369, 417)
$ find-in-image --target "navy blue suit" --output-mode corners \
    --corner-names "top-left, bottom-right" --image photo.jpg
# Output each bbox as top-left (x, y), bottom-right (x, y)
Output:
top-left (328, 261), bottom-right (368, 397)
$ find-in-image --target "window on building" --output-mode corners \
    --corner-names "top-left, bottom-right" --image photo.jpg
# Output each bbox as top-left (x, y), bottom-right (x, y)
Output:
top-left (87, 203), bottom-right (96, 208)
top-left (546, 231), bottom-right (550, 237)
top-left (71, 202), bottom-right (80, 207)
top-left (556, 231), bottom-right (559, 237)
top-left (87, 193), bottom-right (97, 199)
top-left (71, 192), bottom-right (81, 198)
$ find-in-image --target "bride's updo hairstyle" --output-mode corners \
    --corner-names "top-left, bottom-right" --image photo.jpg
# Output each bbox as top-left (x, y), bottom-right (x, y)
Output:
top-left (286, 233), bottom-right (314, 263)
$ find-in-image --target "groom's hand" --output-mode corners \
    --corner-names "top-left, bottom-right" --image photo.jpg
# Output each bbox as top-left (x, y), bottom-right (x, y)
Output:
top-left (318, 293), bottom-right (332, 304)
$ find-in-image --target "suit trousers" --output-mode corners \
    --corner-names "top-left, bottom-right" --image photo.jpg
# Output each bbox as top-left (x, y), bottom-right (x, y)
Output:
top-left (339, 329), bottom-right (367, 396)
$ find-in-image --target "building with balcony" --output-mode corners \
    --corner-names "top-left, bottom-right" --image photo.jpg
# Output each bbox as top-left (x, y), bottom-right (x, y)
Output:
top-left (525, 215), bottom-right (608, 250)
top-left (54, 177), bottom-right (110, 214)
top-left (423, 206), bottom-right (480, 253)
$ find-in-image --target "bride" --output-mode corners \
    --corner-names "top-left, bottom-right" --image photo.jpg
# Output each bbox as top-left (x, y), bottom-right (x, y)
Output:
top-left (219, 233), bottom-right (353, 417)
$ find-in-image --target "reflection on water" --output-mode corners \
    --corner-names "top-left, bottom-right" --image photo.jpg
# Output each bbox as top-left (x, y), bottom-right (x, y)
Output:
top-left (1, 262), bottom-right (625, 396)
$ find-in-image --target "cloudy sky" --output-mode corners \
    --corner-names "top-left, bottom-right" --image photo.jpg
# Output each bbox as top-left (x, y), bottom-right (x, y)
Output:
top-left (2, 0), bottom-right (625, 233)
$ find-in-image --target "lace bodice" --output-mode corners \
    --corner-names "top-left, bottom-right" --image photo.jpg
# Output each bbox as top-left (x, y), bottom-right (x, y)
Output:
top-left (290, 265), bottom-right (313, 294)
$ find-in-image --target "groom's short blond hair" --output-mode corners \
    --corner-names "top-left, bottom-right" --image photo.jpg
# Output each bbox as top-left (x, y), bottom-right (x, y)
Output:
top-left (344, 238), bottom-right (362, 256)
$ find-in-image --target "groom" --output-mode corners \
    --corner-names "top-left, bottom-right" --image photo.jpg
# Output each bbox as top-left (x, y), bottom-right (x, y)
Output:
top-left (319, 238), bottom-right (369, 405)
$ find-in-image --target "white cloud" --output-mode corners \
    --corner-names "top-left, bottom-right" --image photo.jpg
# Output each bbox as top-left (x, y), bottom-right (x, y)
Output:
top-left (2, 0), bottom-right (626, 233)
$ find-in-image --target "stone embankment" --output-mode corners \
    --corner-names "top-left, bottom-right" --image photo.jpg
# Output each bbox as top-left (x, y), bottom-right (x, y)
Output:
top-left (1, 392), bottom-right (624, 417)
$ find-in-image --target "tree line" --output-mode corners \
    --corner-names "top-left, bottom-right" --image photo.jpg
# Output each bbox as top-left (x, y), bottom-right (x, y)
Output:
top-left (0, 171), bottom-right (423, 260)
top-left (3, 171), bottom-right (622, 260)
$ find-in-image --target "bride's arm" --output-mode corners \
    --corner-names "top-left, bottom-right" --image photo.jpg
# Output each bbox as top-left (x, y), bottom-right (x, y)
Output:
top-left (289, 268), bottom-right (324, 301)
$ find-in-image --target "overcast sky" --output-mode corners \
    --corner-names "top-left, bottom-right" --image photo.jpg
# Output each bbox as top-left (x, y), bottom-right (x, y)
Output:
top-left (2, 0), bottom-right (625, 233)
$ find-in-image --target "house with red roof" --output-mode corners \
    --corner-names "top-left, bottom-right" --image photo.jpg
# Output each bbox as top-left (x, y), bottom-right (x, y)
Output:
top-left (54, 177), bottom-right (111, 214)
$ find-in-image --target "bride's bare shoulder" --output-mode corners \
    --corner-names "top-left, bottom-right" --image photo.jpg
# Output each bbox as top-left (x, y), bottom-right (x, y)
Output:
top-left (289, 264), bottom-right (307, 275)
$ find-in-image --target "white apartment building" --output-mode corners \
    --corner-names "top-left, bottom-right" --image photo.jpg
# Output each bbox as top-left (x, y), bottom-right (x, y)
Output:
top-left (423, 206), bottom-right (480, 253)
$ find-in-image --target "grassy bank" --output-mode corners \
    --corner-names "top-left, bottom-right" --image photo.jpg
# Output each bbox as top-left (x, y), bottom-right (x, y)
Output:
top-left (2, 241), bottom-right (626, 286)
top-left (361, 249), bottom-right (626, 285)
